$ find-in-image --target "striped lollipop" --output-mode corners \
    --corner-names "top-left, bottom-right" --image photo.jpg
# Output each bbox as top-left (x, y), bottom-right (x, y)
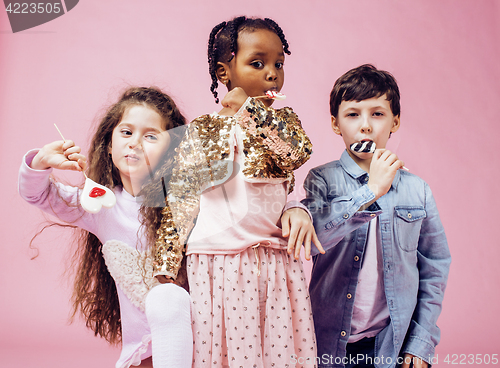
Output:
top-left (350, 141), bottom-right (376, 153)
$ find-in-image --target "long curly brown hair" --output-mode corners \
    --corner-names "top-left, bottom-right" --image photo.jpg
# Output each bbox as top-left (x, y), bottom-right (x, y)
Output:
top-left (69, 86), bottom-right (187, 345)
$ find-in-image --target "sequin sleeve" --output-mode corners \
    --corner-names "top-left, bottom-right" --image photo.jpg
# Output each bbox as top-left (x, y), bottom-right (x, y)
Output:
top-left (153, 120), bottom-right (206, 278)
top-left (235, 97), bottom-right (313, 171)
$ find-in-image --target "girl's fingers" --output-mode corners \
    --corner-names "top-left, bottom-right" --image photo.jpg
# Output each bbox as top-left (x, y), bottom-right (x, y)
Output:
top-left (67, 153), bottom-right (86, 162)
top-left (313, 231), bottom-right (325, 254)
top-left (294, 228), bottom-right (306, 260)
top-left (286, 222), bottom-right (298, 255)
top-left (293, 229), bottom-right (303, 259)
top-left (64, 145), bottom-right (81, 156)
top-left (59, 160), bottom-right (82, 171)
top-left (281, 212), bottom-right (290, 238)
top-left (61, 140), bottom-right (75, 150)
top-left (63, 152), bottom-right (86, 171)
top-left (78, 158), bottom-right (88, 171)
top-left (302, 232), bottom-right (312, 260)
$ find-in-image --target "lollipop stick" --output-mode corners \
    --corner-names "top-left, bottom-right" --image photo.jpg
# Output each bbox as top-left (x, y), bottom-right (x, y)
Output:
top-left (54, 124), bottom-right (87, 178)
top-left (54, 123), bottom-right (66, 141)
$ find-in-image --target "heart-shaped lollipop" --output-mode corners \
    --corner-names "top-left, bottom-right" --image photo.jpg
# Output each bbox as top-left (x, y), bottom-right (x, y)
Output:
top-left (81, 177), bottom-right (116, 214)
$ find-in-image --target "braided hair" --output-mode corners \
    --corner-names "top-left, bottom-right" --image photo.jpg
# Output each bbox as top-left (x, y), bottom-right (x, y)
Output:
top-left (207, 16), bottom-right (291, 103)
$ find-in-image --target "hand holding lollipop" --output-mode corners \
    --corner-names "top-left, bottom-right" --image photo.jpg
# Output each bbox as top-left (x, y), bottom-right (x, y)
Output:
top-left (350, 141), bottom-right (409, 171)
top-left (53, 124), bottom-right (116, 213)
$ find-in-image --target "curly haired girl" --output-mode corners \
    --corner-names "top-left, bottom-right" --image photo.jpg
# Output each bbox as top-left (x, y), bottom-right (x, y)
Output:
top-left (19, 87), bottom-right (192, 368)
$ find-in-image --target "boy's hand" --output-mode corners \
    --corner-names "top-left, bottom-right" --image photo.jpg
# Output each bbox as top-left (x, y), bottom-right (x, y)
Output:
top-left (219, 87), bottom-right (248, 116)
top-left (367, 149), bottom-right (404, 200)
top-left (31, 140), bottom-right (87, 172)
top-left (281, 207), bottom-right (325, 260)
top-left (401, 353), bottom-right (428, 368)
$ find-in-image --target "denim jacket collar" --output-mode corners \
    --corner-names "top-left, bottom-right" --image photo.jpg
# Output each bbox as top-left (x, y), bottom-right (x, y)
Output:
top-left (339, 150), bottom-right (401, 190)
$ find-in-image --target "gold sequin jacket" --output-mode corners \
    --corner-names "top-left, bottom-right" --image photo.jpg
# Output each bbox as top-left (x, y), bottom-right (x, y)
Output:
top-left (153, 97), bottom-right (312, 278)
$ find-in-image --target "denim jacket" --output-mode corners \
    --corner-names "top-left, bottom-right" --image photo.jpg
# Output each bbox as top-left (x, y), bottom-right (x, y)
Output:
top-left (302, 150), bottom-right (451, 368)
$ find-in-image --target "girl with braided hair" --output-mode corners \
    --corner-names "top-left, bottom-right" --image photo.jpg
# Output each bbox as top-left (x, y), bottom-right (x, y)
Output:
top-left (19, 87), bottom-right (192, 368)
top-left (150, 16), bottom-right (323, 367)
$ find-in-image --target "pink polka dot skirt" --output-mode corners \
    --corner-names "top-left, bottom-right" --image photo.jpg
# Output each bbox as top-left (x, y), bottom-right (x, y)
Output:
top-left (188, 246), bottom-right (317, 368)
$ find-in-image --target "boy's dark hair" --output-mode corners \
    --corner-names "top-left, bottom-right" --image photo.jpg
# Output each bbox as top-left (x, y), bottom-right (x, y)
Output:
top-left (207, 16), bottom-right (291, 103)
top-left (329, 64), bottom-right (400, 118)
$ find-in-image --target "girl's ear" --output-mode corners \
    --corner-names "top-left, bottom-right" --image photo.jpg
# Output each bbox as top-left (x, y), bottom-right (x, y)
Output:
top-left (216, 62), bottom-right (230, 87)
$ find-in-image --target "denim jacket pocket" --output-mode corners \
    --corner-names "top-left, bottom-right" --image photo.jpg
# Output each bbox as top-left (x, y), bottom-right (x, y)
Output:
top-left (394, 206), bottom-right (426, 252)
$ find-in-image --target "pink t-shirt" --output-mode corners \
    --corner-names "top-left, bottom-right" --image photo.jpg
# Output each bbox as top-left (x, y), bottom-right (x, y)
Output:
top-left (187, 125), bottom-right (294, 255)
top-left (348, 217), bottom-right (390, 343)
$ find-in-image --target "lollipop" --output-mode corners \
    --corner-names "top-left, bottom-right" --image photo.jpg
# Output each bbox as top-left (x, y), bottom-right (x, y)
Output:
top-left (265, 90), bottom-right (286, 100)
top-left (54, 124), bottom-right (117, 213)
top-left (350, 140), bottom-right (409, 171)
top-left (350, 141), bottom-right (376, 153)
top-left (255, 90), bottom-right (287, 101)
top-left (80, 177), bottom-right (116, 214)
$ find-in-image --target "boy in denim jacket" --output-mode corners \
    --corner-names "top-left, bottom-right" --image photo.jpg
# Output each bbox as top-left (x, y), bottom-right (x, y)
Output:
top-left (302, 65), bottom-right (451, 368)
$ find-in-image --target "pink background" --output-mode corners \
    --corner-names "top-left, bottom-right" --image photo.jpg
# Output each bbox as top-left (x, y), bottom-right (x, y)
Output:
top-left (1, 1), bottom-right (499, 367)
